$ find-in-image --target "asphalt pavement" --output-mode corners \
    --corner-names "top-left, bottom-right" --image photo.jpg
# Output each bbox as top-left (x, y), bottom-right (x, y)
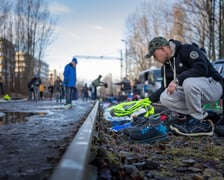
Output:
top-left (0, 99), bottom-right (94, 180)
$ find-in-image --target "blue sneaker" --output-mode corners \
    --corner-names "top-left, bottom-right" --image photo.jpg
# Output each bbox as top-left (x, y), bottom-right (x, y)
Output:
top-left (128, 124), bottom-right (168, 143)
top-left (124, 114), bottom-right (161, 136)
top-left (111, 122), bottom-right (132, 132)
top-left (111, 120), bottom-right (131, 126)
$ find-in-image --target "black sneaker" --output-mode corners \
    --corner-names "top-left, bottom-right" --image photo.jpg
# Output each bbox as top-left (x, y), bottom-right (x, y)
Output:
top-left (215, 125), bottom-right (224, 136)
top-left (132, 116), bottom-right (149, 127)
top-left (124, 114), bottom-right (161, 136)
top-left (162, 110), bottom-right (188, 131)
top-left (169, 118), bottom-right (215, 136)
top-left (205, 111), bottom-right (224, 126)
top-left (128, 123), bottom-right (168, 143)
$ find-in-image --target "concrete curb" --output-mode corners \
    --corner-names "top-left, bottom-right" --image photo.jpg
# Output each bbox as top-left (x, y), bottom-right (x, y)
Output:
top-left (50, 101), bottom-right (99, 180)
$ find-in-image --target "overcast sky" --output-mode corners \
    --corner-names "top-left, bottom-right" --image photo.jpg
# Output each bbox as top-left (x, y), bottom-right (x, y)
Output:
top-left (46, 0), bottom-right (142, 83)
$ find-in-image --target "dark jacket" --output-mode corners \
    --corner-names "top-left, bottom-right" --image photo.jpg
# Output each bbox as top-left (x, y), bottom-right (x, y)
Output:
top-left (92, 76), bottom-right (104, 87)
top-left (54, 79), bottom-right (63, 93)
top-left (33, 77), bottom-right (42, 86)
top-left (149, 39), bottom-right (223, 102)
top-left (28, 77), bottom-right (41, 89)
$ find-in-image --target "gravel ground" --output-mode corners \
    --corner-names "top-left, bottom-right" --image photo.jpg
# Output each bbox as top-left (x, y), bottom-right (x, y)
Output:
top-left (0, 100), bottom-right (93, 180)
top-left (1, 100), bottom-right (223, 180)
top-left (90, 104), bottom-right (224, 180)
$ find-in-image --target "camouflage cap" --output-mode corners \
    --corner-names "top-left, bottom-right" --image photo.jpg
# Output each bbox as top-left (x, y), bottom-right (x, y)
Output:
top-left (145, 37), bottom-right (169, 58)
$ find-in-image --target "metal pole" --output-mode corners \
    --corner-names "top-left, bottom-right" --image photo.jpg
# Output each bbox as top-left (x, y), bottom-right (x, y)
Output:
top-left (121, 40), bottom-right (128, 77)
top-left (110, 73), bottom-right (113, 95)
top-left (125, 41), bottom-right (128, 78)
top-left (120, 50), bottom-right (123, 79)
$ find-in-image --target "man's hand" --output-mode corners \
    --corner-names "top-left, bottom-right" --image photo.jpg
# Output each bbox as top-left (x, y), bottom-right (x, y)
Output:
top-left (167, 81), bottom-right (178, 94)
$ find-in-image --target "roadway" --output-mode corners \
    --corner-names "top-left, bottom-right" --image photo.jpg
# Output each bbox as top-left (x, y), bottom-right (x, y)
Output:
top-left (0, 99), bottom-right (94, 180)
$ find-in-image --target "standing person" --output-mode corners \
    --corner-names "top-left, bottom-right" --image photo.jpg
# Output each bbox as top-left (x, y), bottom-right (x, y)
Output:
top-left (121, 77), bottom-right (131, 94)
top-left (82, 83), bottom-right (89, 101)
top-left (89, 84), bottom-right (94, 100)
top-left (92, 75), bottom-right (104, 100)
top-left (28, 78), bottom-right (35, 100)
top-left (54, 76), bottom-right (64, 104)
top-left (48, 83), bottom-right (54, 101)
top-left (145, 37), bottom-right (223, 136)
top-left (39, 83), bottom-right (45, 100)
top-left (63, 57), bottom-right (78, 108)
top-left (0, 77), bottom-right (4, 96)
top-left (32, 74), bottom-right (42, 101)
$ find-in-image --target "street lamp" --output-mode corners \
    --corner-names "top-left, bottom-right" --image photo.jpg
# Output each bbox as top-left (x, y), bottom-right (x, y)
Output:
top-left (121, 39), bottom-right (128, 78)
top-left (50, 73), bottom-right (53, 84)
top-left (110, 73), bottom-right (113, 95)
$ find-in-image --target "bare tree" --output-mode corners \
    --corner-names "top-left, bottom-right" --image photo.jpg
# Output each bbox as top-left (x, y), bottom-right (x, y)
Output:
top-left (125, 0), bottom-right (224, 82)
top-left (0, 0), bottom-right (11, 37)
top-left (179, 0), bottom-right (210, 45)
top-left (0, 0), bottom-right (17, 93)
top-left (125, 0), bottom-right (175, 81)
top-left (219, 0), bottom-right (224, 58)
top-left (172, 5), bottom-right (186, 42)
top-left (179, 0), bottom-right (224, 60)
top-left (13, 0), bottom-right (55, 94)
top-left (35, 2), bottom-right (56, 75)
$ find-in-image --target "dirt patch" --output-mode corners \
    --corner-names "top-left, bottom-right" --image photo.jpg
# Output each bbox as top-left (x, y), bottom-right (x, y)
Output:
top-left (91, 107), bottom-right (224, 179)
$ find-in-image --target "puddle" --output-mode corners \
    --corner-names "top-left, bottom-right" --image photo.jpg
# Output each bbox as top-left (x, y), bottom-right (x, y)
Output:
top-left (0, 112), bottom-right (46, 126)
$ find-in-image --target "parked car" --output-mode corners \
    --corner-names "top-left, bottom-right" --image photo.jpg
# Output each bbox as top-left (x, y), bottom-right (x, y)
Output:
top-left (136, 67), bottom-right (162, 98)
top-left (212, 59), bottom-right (224, 78)
top-left (203, 59), bottom-right (224, 111)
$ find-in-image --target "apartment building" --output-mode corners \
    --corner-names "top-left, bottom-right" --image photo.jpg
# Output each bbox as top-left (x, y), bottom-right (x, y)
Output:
top-left (34, 59), bottom-right (49, 84)
top-left (15, 51), bottom-right (50, 94)
top-left (0, 37), bottom-right (50, 95)
top-left (0, 38), bottom-right (16, 93)
top-left (49, 69), bottom-right (57, 84)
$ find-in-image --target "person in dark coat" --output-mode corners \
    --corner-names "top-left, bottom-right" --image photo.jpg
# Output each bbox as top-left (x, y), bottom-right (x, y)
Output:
top-left (54, 76), bottom-right (64, 104)
top-left (48, 83), bottom-right (54, 101)
top-left (145, 37), bottom-right (223, 136)
top-left (0, 77), bottom-right (4, 96)
top-left (92, 75), bottom-right (105, 100)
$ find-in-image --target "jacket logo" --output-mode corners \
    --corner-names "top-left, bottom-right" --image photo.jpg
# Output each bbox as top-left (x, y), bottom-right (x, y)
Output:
top-left (179, 62), bottom-right (183, 67)
top-left (190, 51), bottom-right (199, 59)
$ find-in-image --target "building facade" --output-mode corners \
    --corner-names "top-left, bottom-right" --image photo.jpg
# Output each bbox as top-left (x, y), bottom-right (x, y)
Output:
top-left (0, 38), bottom-right (16, 93)
top-left (0, 37), bottom-right (50, 96)
top-left (15, 51), bottom-right (50, 95)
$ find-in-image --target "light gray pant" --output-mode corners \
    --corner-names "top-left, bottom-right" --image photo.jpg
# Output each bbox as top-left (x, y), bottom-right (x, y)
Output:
top-left (160, 77), bottom-right (223, 120)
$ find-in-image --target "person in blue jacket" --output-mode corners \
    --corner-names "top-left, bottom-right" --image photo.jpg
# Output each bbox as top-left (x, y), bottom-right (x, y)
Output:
top-left (63, 57), bottom-right (78, 107)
